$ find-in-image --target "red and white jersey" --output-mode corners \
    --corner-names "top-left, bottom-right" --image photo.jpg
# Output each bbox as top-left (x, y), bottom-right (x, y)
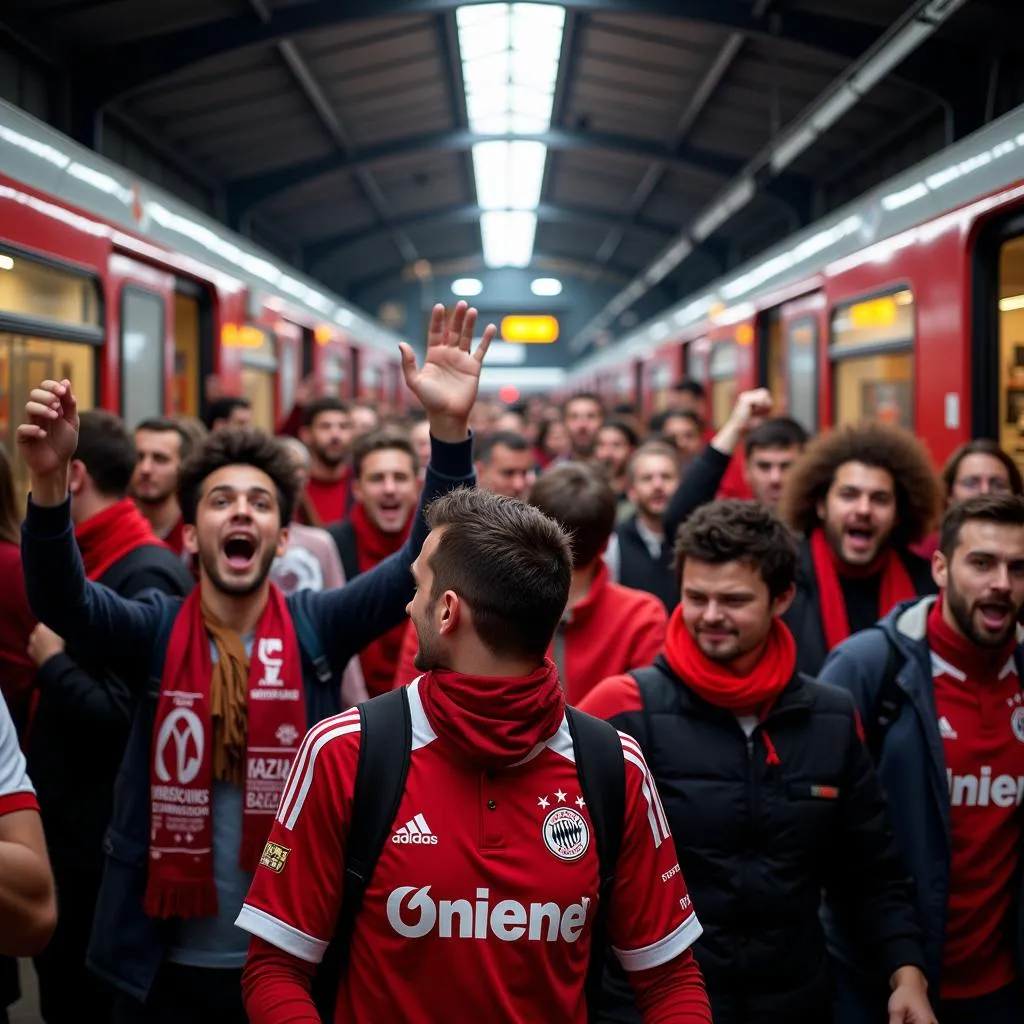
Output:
top-left (237, 679), bottom-right (702, 1022)
top-left (0, 692), bottom-right (36, 818)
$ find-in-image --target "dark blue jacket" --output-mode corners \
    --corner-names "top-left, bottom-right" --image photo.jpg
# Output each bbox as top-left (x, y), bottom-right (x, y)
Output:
top-left (816, 596), bottom-right (1024, 1014)
top-left (20, 435), bottom-right (474, 1001)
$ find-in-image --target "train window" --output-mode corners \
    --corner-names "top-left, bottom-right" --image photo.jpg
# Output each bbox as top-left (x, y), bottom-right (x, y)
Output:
top-left (322, 349), bottom-right (348, 398)
top-left (121, 288), bottom-right (165, 430)
top-left (831, 289), bottom-right (915, 350)
top-left (834, 353), bottom-right (914, 429)
top-left (997, 236), bottom-right (1024, 464)
top-left (0, 335), bottom-right (95, 507)
top-left (787, 318), bottom-right (818, 432)
top-left (238, 328), bottom-right (276, 432)
top-left (709, 341), bottom-right (736, 429)
top-left (0, 253), bottom-right (100, 329)
top-left (173, 293), bottom-right (200, 417)
top-left (649, 361), bottom-right (672, 413)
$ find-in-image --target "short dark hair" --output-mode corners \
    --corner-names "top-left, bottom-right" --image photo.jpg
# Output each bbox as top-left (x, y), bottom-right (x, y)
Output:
top-left (75, 410), bottom-right (137, 498)
top-left (135, 416), bottom-right (193, 459)
top-left (303, 397), bottom-right (350, 428)
top-left (562, 392), bottom-right (604, 417)
top-left (528, 463), bottom-right (616, 567)
top-left (673, 378), bottom-right (706, 399)
top-left (598, 420), bottom-right (639, 448)
top-left (351, 430), bottom-right (418, 479)
top-left (939, 493), bottom-right (1024, 557)
top-left (627, 441), bottom-right (680, 482)
top-left (474, 431), bottom-right (531, 464)
top-left (746, 417), bottom-right (807, 457)
top-left (941, 439), bottom-right (1024, 498)
top-left (648, 409), bottom-right (704, 436)
top-left (177, 430), bottom-right (299, 527)
top-left (675, 499), bottom-right (798, 599)
top-left (425, 488), bottom-right (572, 660)
top-left (203, 396), bottom-right (250, 430)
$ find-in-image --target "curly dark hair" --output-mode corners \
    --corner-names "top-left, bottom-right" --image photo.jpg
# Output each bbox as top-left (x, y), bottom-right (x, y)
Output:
top-left (177, 429), bottom-right (300, 527)
top-left (675, 500), bottom-right (798, 599)
top-left (778, 423), bottom-right (941, 546)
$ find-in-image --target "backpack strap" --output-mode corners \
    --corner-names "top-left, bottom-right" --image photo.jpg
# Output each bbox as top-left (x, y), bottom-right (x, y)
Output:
top-left (289, 591), bottom-right (334, 689)
top-left (330, 522), bottom-right (360, 583)
top-left (565, 706), bottom-right (627, 1024)
top-left (313, 686), bottom-right (412, 1019)
top-left (864, 628), bottom-right (907, 763)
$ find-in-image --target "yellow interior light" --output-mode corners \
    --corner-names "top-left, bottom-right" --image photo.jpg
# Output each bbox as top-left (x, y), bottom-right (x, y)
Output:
top-left (0, 255), bottom-right (13, 271)
top-left (314, 324), bottom-right (333, 346)
top-left (221, 323), bottom-right (266, 348)
top-left (501, 315), bottom-right (559, 344)
top-left (848, 295), bottom-right (898, 330)
top-left (736, 323), bottom-right (754, 346)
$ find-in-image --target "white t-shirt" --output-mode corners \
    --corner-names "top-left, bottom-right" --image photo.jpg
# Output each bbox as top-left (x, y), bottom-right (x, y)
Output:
top-left (0, 692), bottom-right (36, 817)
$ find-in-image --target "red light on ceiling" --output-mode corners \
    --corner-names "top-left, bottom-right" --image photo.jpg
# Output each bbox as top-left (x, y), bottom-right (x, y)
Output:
top-left (499, 385), bottom-right (520, 404)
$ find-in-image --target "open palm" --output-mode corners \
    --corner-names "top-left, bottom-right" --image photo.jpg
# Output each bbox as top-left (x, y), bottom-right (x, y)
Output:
top-left (16, 379), bottom-right (79, 480)
top-left (400, 302), bottom-right (496, 422)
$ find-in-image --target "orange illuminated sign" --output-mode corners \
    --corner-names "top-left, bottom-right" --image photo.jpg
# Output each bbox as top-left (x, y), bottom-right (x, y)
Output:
top-left (500, 315), bottom-right (559, 344)
top-left (848, 296), bottom-right (897, 330)
top-left (736, 323), bottom-right (754, 346)
top-left (221, 323), bottom-right (267, 349)
top-left (314, 324), bottom-right (333, 346)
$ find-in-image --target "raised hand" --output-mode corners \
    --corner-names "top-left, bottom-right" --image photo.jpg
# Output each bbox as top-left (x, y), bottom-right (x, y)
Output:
top-left (399, 302), bottom-right (496, 442)
top-left (16, 378), bottom-right (79, 505)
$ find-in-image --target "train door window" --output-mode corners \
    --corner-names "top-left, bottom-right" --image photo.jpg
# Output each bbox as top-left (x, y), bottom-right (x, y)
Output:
top-left (172, 292), bottom-right (201, 417)
top-left (709, 341), bottom-right (737, 428)
top-left (240, 328), bottom-right (277, 432)
top-left (830, 288), bottom-right (915, 428)
top-left (121, 288), bottom-right (165, 430)
top-left (787, 318), bottom-right (818, 432)
top-left (762, 311), bottom-right (784, 399)
top-left (649, 361), bottom-right (672, 413)
top-left (322, 349), bottom-right (347, 398)
top-left (279, 336), bottom-right (299, 418)
top-left (997, 235), bottom-right (1024, 464)
top-left (0, 336), bottom-right (95, 507)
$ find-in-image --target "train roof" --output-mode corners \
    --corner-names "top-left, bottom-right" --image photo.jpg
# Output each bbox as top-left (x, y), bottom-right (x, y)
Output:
top-left (569, 102), bottom-right (1024, 381)
top-left (0, 98), bottom-right (402, 356)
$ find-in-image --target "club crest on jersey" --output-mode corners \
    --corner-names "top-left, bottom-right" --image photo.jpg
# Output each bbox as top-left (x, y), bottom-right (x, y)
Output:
top-left (542, 806), bottom-right (590, 862)
top-left (1012, 706), bottom-right (1024, 744)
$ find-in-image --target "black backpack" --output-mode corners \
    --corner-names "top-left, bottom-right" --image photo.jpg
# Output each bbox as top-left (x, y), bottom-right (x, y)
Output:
top-left (312, 687), bottom-right (627, 1022)
top-left (862, 628), bottom-right (907, 763)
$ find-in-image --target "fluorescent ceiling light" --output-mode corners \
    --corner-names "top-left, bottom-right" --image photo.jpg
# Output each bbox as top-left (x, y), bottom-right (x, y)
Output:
top-left (1000, 294), bottom-right (1024, 312)
top-left (452, 277), bottom-right (483, 296)
top-left (531, 277), bottom-right (562, 296)
top-left (458, 4), bottom-right (565, 267)
top-left (481, 211), bottom-right (536, 268)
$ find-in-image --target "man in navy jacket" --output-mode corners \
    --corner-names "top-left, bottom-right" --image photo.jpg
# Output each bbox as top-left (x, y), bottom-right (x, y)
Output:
top-left (17, 302), bottom-right (494, 1021)
top-left (819, 494), bottom-right (1024, 1024)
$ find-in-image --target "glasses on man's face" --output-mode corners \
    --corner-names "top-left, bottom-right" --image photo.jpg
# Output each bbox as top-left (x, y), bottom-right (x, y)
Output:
top-left (957, 476), bottom-right (1011, 495)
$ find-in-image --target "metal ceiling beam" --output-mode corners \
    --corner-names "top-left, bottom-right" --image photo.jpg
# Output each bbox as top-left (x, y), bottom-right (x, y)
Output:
top-left (71, 0), bottom-right (881, 106)
top-left (247, 0), bottom-right (417, 264)
top-left (224, 126), bottom-right (754, 216)
top-left (304, 201), bottom-right (677, 265)
top-left (569, 0), bottom-right (974, 354)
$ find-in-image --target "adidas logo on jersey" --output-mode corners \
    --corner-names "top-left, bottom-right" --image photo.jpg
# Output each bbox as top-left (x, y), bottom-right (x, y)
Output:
top-left (392, 813), bottom-right (439, 845)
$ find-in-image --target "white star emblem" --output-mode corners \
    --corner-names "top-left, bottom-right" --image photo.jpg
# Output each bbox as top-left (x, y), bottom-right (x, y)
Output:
top-left (576, 796), bottom-right (586, 808)
top-left (185, 833), bottom-right (194, 843)
top-left (538, 795), bottom-right (550, 809)
top-left (555, 789), bottom-right (567, 803)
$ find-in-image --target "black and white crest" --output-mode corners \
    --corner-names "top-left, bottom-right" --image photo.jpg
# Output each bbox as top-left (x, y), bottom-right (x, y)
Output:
top-left (542, 806), bottom-right (590, 862)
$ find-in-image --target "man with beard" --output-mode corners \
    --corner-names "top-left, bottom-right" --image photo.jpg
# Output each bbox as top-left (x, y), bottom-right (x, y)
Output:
top-left (237, 488), bottom-right (712, 1024)
top-left (17, 301), bottom-right (492, 1022)
top-left (818, 494), bottom-right (1024, 1024)
top-left (663, 389), bottom-right (806, 540)
top-left (778, 422), bottom-right (941, 676)
top-left (132, 417), bottom-right (193, 557)
top-left (327, 431), bottom-right (420, 697)
top-left (606, 442), bottom-right (681, 612)
top-left (580, 500), bottom-right (936, 1024)
top-left (562, 393), bottom-right (605, 461)
top-left (297, 397), bottom-right (355, 525)
top-left (595, 421), bottom-right (639, 519)
top-left (474, 431), bottom-right (534, 501)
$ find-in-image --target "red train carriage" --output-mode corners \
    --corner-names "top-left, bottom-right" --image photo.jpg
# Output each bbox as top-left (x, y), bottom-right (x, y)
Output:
top-left (0, 98), bottom-right (404, 502)
top-left (570, 103), bottom-right (1024, 474)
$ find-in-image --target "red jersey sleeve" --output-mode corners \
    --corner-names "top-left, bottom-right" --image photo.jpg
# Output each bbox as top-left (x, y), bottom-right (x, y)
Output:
top-left (606, 732), bottom-right (703, 972)
top-left (0, 692), bottom-right (36, 818)
top-left (235, 708), bottom-right (361, 963)
top-left (577, 675), bottom-right (644, 720)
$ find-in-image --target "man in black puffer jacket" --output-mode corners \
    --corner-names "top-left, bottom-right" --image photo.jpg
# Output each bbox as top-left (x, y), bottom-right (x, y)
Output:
top-left (581, 500), bottom-right (936, 1024)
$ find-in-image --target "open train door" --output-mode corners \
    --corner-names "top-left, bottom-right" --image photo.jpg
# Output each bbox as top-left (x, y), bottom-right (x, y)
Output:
top-left (973, 212), bottom-right (1024, 473)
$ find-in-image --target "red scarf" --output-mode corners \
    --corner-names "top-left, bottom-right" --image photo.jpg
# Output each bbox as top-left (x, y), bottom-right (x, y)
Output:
top-left (927, 594), bottom-right (1016, 682)
top-left (351, 502), bottom-right (414, 697)
top-left (810, 528), bottom-right (917, 652)
top-left (145, 586), bottom-right (306, 920)
top-left (663, 606), bottom-right (796, 720)
top-left (76, 498), bottom-right (166, 581)
top-left (417, 659), bottom-right (565, 769)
